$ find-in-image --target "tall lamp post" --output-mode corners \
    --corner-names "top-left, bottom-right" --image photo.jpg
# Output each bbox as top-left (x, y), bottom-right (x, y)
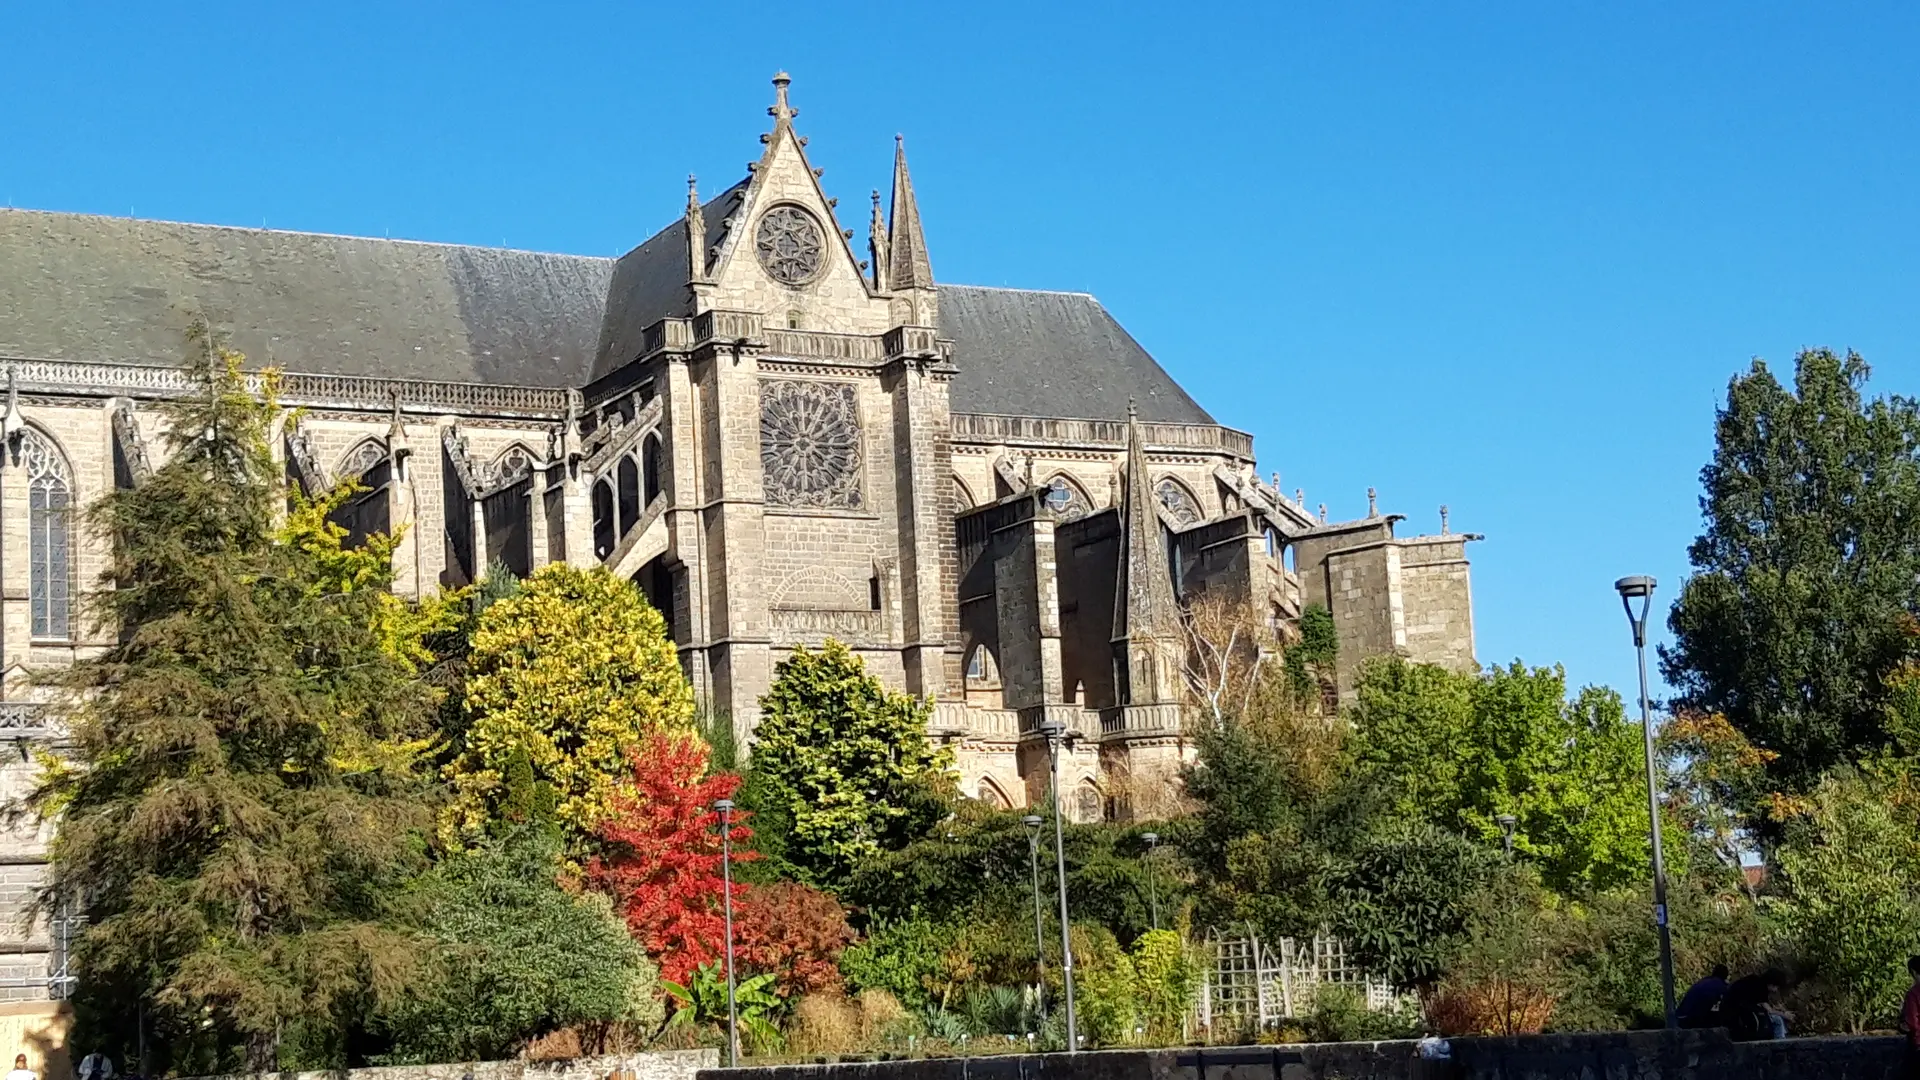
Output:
top-left (1022, 814), bottom-right (1049, 1021)
top-left (1037, 717), bottom-right (1079, 1052)
top-left (715, 798), bottom-right (741, 1066)
top-left (1615, 575), bottom-right (1677, 1030)
top-left (1140, 832), bottom-right (1161, 931)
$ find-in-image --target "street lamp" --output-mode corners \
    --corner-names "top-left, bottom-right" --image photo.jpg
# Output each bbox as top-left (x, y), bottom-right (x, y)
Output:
top-left (1495, 814), bottom-right (1516, 858)
top-left (715, 798), bottom-right (740, 1065)
top-left (1140, 832), bottom-right (1161, 931)
top-left (1037, 717), bottom-right (1080, 1052)
top-left (1616, 574), bottom-right (1677, 1030)
top-left (1021, 814), bottom-right (1048, 1021)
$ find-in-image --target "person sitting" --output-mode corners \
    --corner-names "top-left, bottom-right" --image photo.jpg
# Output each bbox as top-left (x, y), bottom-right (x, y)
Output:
top-left (1677, 964), bottom-right (1731, 1028)
top-left (1721, 969), bottom-right (1791, 1041)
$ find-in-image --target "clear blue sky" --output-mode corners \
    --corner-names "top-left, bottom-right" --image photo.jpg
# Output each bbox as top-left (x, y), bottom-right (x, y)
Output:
top-left (5, 2), bottom-right (1917, 701)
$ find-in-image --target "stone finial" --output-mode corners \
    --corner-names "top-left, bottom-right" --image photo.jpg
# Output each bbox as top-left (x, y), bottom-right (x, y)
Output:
top-left (1440, 505), bottom-right (1450, 535)
top-left (769, 71), bottom-right (796, 124)
top-left (685, 175), bottom-right (709, 284)
top-left (1318, 503), bottom-right (1328, 524)
top-left (868, 189), bottom-right (889, 291)
top-left (1295, 487), bottom-right (1304, 507)
top-left (1367, 487), bottom-right (1378, 517)
top-left (1271, 472), bottom-right (1280, 490)
top-left (386, 390), bottom-right (412, 477)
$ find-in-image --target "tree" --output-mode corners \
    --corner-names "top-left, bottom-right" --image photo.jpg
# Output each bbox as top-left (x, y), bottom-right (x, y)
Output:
top-left (1348, 657), bottom-right (1660, 892)
top-left (1665, 349), bottom-right (1920, 799)
top-left (445, 564), bottom-right (695, 853)
top-left (583, 732), bottom-right (748, 985)
top-left (736, 882), bottom-right (856, 1000)
top-left (381, 828), bottom-right (660, 1063)
top-left (1326, 823), bottom-right (1496, 993)
top-left (1768, 767), bottom-right (1920, 1031)
top-left (746, 641), bottom-right (952, 886)
top-left (36, 338), bottom-right (441, 1072)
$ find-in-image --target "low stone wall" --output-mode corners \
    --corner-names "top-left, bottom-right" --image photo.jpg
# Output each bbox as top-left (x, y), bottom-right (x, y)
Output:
top-left (705, 1030), bottom-right (1913, 1080)
top-left (187, 1048), bottom-right (717, 1080)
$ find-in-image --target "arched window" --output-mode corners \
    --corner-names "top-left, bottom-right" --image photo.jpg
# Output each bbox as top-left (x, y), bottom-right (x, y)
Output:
top-left (1041, 474), bottom-right (1091, 521)
top-left (965, 645), bottom-right (998, 684)
top-left (642, 434), bottom-right (663, 505)
top-left (592, 478), bottom-right (615, 560)
top-left (976, 780), bottom-right (1007, 809)
top-left (1155, 476), bottom-right (1202, 527)
top-left (616, 455), bottom-right (640, 538)
top-left (953, 475), bottom-right (976, 511)
top-left (22, 430), bottom-right (73, 641)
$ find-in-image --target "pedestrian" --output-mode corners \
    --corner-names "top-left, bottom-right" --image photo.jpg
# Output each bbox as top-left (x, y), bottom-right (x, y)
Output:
top-left (4, 1055), bottom-right (31, 1080)
top-left (1900, 955), bottom-right (1920, 1078)
top-left (1677, 964), bottom-right (1731, 1029)
top-left (1722, 969), bottom-right (1790, 1041)
top-left (77, 1052), bottom-right (112, 1080)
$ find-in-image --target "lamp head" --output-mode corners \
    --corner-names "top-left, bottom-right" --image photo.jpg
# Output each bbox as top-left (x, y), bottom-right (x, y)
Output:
top-left (1495, 813), bottom-right (1516, 835)
top-left (1141, 831), bottom-right (1160, 846)
top-left (1021, 814), bottom-right (1044, 830)
top-left (714, 798), bottom-right (734, 814)
top-left (1614, 575), bottom-right (1656, 600)
top-left (1037, 718), bottom-right (1066, 738)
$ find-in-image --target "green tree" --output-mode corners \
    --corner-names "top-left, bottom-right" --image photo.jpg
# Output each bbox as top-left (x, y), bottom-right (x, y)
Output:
top-left (1664, 349), bottom-right (1920, 799)
top-left (746, 641), bottom-right (952, 886)
top-left (1326, 823), bottom-right (1497, 993)
top-left (1349, 657), bottom-right (1660, 892)
top-left (37, 339), bottom-right (441, 1072)
top-left (1768, 767), bottom-right (1920, 1031)
top-left (444, 564), bottom-right (694, 853)
top-left (381, 828), bottom-right (660, 1062)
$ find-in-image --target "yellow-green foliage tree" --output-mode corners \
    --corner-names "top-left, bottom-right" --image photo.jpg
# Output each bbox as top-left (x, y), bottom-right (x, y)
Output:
top-left (445, 565), bottom-right (694, 851)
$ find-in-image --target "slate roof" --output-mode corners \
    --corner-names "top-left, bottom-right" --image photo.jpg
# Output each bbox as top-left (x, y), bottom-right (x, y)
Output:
top-left (0, 208), bottom-right (613, 388)
top-left (936, 285), bottom-right (1215, 425)
top-left (0, 208), bottom-right (1218, 426)
top-left (591, 179), bottom-right (749, 383)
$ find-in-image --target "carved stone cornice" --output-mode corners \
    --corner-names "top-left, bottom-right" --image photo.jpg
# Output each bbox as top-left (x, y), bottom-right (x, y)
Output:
top-left (0, 356), bottom-right (571, 420)
top-left (953, 412), bottom-right (1255, 461)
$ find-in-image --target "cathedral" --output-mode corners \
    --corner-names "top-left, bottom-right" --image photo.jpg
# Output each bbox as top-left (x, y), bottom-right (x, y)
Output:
top-left (0, 73), bottom-right (1478, 1002)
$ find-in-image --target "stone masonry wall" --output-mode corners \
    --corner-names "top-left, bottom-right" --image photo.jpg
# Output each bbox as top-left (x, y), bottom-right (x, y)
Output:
top-left (186, 1049), bottom-right (716, 1080)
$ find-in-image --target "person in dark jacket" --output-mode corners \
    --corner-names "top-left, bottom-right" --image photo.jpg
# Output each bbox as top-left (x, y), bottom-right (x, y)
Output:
top-left (1722, 970), bottom-right (1790, 1041)
top-left (1677, 964), bottom-right (1731, 1028)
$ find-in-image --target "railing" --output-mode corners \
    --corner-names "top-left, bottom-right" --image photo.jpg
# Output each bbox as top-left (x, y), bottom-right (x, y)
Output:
top-left (952, 413), bottom-right (1255, 460)
top-left (0, 702), bottom-right (56, 741)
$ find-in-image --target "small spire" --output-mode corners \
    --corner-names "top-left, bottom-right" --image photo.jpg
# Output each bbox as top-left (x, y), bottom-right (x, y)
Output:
top-left (868, 189), bottom-right (890, 291)
top-left (1295, 487), bottom-right (1304, 507)
top-left (886, 134), bottom-right (935, 295)
top-left (1440, 505), bottom-right (1450, 535)
top-left (386, 390), bottom-right (412, 474)
top-left (1318, 503), bottom-right (1328, 524)
top-left (1367, 487), bottom-right (1378, 517)
top-left (769, 71), bottom-right (796, 126)
top-left (685, 174), bottom-right (709, 283)
top-left (1271, 472), bottom-right (1280, 490)
top-left (1127, 396), bottom-right (1138, 421)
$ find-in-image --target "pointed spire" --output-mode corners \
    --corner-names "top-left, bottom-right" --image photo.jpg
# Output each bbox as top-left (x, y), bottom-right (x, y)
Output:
top-left (685, 174), bottom-right (710, 283)
top-left (886, 134), bottom-right (934, 295)
top-left (868, 189), bottom-right (890, 291)
top-left (386, 390), bottom-right (412, 478)
top-left (769, 71), bottom-right (796, 127)
top-left (1114, 400), bottom-right (1178, 643)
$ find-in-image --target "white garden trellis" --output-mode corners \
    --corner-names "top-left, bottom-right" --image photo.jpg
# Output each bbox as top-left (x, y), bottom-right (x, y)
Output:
top-left (1194, 930), bottom-right (1403, 1032)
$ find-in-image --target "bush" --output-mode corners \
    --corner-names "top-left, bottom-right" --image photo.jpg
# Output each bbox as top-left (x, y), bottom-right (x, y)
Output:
top-left (1299, 986), bottom-right (1422, 1044)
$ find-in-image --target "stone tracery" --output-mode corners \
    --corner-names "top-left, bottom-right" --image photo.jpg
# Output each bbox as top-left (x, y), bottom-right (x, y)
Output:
top-left (760, 379), bottom-right (862, 509)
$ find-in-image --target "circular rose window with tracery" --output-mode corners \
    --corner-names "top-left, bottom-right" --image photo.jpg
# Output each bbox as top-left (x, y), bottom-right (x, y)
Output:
top-left (761, 378), bottom-right (862, 509)
top-left (755, 205), bottom-right (824, 286)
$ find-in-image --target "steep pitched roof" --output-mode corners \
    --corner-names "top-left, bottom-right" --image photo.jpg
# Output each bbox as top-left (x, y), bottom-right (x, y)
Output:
top-left (0, 208), bottom-right (612, 387)
top-left (936, 285), bottom-right (1215, 425)
top-left (590, 179), bottom-right (749, 382)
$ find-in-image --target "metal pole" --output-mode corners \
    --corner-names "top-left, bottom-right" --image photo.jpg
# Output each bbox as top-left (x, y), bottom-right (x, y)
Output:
top-left (1023, 815), bottom-right (1048, 1021)
top-left (1043, 721), bottom-right (1079, 1051)
top-left (1617, 576), bottom-right (1677, 1030)
top-left (717, 799), bottom-right (740, 1065)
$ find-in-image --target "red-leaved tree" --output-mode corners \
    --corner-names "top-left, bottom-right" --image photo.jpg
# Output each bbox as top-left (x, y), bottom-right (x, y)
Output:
top-left (585, 732), bottom-right (752, 984)
top-left (736, 881), bottom-right (856, 998)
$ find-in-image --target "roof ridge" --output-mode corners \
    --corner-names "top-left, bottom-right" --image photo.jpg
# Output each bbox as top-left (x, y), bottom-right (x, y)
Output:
top-left (939, 282), bottom-right (1098, 300)
top-left (0, 206), bottom-right (616, 261)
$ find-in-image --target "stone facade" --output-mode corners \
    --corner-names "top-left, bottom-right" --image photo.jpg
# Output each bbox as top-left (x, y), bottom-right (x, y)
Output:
top-left (0, 73), bottom-right (1481, 1002)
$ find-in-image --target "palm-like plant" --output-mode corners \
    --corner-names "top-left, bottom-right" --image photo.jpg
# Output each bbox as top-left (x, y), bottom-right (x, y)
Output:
top-left (661, 962), bottom-right (783, 1050)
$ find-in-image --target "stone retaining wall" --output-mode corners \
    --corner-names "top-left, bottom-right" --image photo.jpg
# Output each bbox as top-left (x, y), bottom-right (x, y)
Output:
top-left (705, 1030), bottom-right (1913, 1080)
top-left (186, 1048), bottom-right (716, 1080)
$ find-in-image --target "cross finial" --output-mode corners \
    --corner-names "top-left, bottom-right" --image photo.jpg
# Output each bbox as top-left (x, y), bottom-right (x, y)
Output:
top-left (1367, 487), bottom-right (1378, 517)
top-left (1440, 504), bottom-right (1450, 535)
top-left (770, 71), bottom-right (795, 124)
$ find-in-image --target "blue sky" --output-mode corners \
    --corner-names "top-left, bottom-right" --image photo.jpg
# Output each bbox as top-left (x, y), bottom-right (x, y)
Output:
top-left (5, 2), bottom-right (1917, 701)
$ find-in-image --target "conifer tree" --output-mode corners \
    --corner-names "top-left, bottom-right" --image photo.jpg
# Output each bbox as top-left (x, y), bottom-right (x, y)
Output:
top-left (36, 333), bottom-right (443, 1072)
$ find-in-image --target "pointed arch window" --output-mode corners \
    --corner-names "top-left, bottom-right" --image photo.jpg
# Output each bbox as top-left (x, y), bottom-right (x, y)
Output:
top-left (22, 430), bottom-right (73, 641)
top-left (1074, 782), bottom-right (1104, 824)
top-left (1042, 474), bottom-right (1091, 521)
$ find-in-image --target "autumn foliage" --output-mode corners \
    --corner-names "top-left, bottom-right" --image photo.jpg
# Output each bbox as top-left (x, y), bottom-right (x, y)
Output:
top-left (585, 732), bottom-right (751, 985)
top-left (737, 881), bottom-right (856, 999)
